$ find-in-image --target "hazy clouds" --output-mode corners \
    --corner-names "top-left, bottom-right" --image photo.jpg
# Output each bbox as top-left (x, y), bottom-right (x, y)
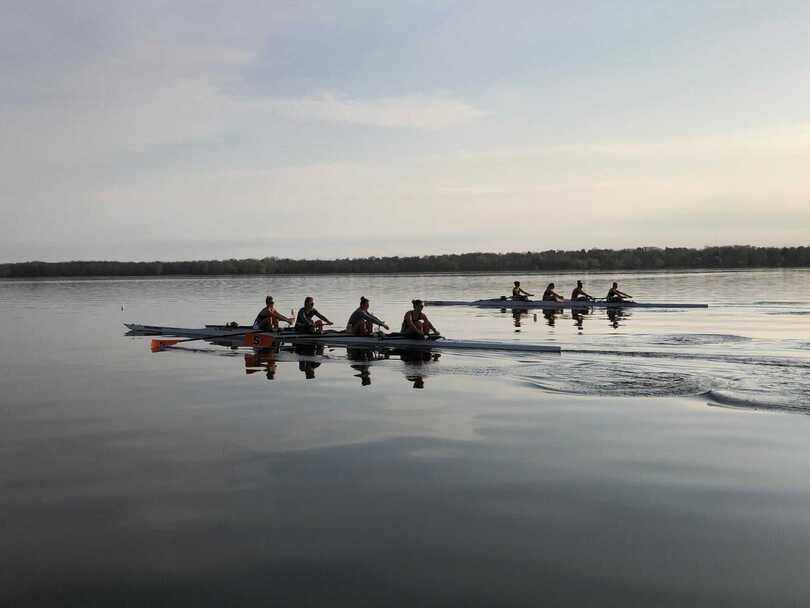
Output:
top-left (2, 1), bottom-right (809, 261)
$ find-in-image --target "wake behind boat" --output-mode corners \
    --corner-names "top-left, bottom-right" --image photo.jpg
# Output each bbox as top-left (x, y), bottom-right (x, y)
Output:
top-left (124, 323), bottom-right (561, 354)
top-left (423, 297), bottom-right (708, 309)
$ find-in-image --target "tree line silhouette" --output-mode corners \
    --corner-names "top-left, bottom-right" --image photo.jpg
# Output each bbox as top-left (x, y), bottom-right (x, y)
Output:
top-left (2, 245), bottom-right (809, 278)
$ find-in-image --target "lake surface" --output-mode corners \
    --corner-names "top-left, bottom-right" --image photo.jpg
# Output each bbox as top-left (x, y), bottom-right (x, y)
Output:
top-left (2, 269), bottom-right (810, 606)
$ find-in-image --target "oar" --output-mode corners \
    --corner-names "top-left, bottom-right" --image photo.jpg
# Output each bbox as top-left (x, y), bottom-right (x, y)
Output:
top-left (150, 328), bottom-right (269, 352)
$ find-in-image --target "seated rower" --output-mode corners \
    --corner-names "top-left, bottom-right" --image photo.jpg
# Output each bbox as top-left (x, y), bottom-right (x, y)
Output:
top-left (512, 281), bottom-right (533, 301)
top-left (542, 282), bottom-right (564, 302)
top-left (571, 280), bottom-right (593, 301)
top-left (253, 295), bottom-right (293, 331)
top-left (606, 282), bottom-right (632, 302)
top-left (347, 296), bottom-right (389, 335)
top-left (401, 299), bottom-right (439, 338)
top-left (295, 296), bottom-right (333, 334)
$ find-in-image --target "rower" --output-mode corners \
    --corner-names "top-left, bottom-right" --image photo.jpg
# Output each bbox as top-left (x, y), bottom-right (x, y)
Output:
top-left (347, 296), bottom-right (389, 335)
top-left (606, 282), bottom-right (632, 302)
top-left (401, 299), bottom-right (439, 338)
top-left (512, 281), bottom-right (533, 301)
top-left (570, 280), bottom-right (593, 301)
top-left (542, 282), bottom-right (564, 302)
top-left (295, 296), bottom-right (333, 334)
top-left (253, 295), bottom-right (293, 331)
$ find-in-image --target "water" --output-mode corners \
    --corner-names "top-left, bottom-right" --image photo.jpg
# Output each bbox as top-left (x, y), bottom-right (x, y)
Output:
top-left (2, 269), bottom-right (810, 605)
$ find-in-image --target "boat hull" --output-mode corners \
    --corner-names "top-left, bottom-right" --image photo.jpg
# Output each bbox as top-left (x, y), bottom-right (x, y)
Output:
top-left (125, 324), bottom-right (560, 353)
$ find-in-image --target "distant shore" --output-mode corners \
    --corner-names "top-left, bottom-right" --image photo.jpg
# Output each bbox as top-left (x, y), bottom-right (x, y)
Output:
top-left (2, 245), bottom-right (808, 278)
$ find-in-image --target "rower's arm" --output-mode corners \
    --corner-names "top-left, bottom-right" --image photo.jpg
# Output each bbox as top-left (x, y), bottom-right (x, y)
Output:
top-left (364, 311), bottom-right (387, 327)
top-left (271, 309), bottom-right (293, 324)
top-left (424, 316), bottom-right (439, 334)
top-left (313, 310), bottom-right (333, 325)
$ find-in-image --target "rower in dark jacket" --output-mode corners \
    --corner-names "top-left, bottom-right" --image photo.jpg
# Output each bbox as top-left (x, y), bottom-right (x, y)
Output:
top-left (347, 296), bottom-right (389, 335)
top-left (295, 297), bottom-right (333, 334)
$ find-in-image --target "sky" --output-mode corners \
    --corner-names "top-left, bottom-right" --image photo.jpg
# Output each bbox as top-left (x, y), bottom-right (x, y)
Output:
top-left (2, 0), bottom-right (809, 262)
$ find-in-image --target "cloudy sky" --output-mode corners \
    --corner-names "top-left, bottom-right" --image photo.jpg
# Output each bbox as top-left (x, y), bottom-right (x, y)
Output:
top-left (2, 1), bottom-right (809, 262)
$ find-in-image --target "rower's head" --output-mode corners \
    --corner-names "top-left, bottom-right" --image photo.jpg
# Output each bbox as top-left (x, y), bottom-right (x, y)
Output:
top-left (412, 299), bottom-right (424, 310)
top-left (265, 295), bottom-right (274, 306)
top-left (360, 296), bottom-right (369, 310)
top-left (547, 282), bottom-right (555, 289)
top-left (304, 296), bottom-right (314, 308)
top-left (514, 281), bottom-right (520, 286)
top-left (612, 282), bottom-right (618, 288)
top-left (577, 280), bottom-right (583, 287)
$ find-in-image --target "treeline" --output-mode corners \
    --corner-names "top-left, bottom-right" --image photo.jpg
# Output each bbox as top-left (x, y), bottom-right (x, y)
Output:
top-left (2, 245), bottom-right (809, 278)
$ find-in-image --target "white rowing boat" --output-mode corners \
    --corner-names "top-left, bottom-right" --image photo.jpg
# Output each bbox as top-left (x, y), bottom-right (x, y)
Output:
top-left (423, 298), bottom-right (708, 310)
top-left (125, 323), bottom-right (560, 354)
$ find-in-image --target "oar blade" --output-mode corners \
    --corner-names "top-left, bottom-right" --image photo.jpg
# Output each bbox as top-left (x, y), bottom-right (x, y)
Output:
top-left (150, 338), bottom-right (179, 352)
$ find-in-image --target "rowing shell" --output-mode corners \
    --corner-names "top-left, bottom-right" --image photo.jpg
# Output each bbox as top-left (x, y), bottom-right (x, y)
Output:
top-left (423, 298), bottom-right (708, 310)
top-left (125, 323), bottom-right (560, 353)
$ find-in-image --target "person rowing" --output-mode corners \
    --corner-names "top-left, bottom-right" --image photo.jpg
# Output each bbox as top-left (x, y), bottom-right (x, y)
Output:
top-left (512, 281), bottom-right (534, 301)
top-left (253, 295), bottom-right (293, 331)
top-left (401, 299), bottom-right (440, 338)
top-left (606, 282), bottom-right (633, 303)
top-left (542, 282), bottom-right (564, 302)
top-left (347, 296), bottom-right (389, 335)
top-left (295, 296), bottom-right (333, 334)
top-left (570, 280), bottom-right (594, 301)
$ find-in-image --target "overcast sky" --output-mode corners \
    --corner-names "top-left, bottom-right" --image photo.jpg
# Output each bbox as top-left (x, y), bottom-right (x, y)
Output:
top-left (2, 1), bottom-right (809, 262)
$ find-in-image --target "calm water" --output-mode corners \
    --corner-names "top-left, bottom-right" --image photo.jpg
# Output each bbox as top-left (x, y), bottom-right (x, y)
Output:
top-left (2, 269), bottom-right (810, 606)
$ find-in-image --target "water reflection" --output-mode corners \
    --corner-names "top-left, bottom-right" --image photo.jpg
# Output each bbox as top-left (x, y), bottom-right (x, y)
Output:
top-left (607, 308), bottom-right (631, 329)
top-left (571, 309), bottom-right (588, 333)
top-left (511, 309), bottom-right (536, 331)
top-left (242, 344), bottom-right (442, 388)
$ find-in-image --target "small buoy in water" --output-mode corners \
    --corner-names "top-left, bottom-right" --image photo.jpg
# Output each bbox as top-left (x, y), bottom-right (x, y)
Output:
top-left (121, 304), bottom-right (125, 311)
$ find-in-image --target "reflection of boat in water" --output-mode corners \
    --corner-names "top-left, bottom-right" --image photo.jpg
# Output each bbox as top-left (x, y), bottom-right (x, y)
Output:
top-left (425, 298), bottom-right (707, 310)
top-left (607, 308), bottom-right (631, 329)
top-left (125, 324), bottom-right (560, 354)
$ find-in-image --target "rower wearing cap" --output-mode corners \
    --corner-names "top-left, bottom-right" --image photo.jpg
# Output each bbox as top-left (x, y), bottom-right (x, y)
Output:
top-left (401, 299), bottom-right (439, 338)
top-left (571, 280), bottom-right (593, 301)
top-left (512, 281), bottom-right (534, 301)
top-left (347, 296), bottom-right (389, 336)
top-left (295, 296), bottom-right (333, 334)
top-left (253, 295), bottom-right (293, 331)
top-left (606, 282), bottom-right (632, 303)
top-left (542, 282), bottom-right (564, 302)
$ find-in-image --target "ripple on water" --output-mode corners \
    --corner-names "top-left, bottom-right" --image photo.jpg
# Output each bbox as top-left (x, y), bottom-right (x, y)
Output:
top-left (703, 390), bottom-right (810, 414)
top-left (650, 334), bottom-right (751, 346)
top-left (519, 360), bottom-right (712, 398)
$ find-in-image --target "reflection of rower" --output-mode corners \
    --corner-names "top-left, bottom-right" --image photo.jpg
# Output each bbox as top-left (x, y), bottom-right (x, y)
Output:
top-left (542, 282), bottom-right (564, 302)
top-left (570, 280), bottom-right (593, 301)
top-left (607, 308), bottom-right (629, 329)
top-left (244, 351), bottom-right (278, 380)
top-left (512, 281), bottom-right (533, 301)
top-left (253, 295), bottom-right (293, 330)
top-left (347, 296), bottom-right (389, 335)
top-left (606, 282), bottom-right (633, 303)
top-left (295, 297), bottom-right (333, 334)
top-left (542, 309), bottom-right (559, 327)
top-left (401, 299), bottom-right (440, 338)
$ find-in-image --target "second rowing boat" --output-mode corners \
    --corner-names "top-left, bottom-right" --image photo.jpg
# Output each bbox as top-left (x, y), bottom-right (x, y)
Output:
top-left (423, 298), bottom-right (708, 310)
